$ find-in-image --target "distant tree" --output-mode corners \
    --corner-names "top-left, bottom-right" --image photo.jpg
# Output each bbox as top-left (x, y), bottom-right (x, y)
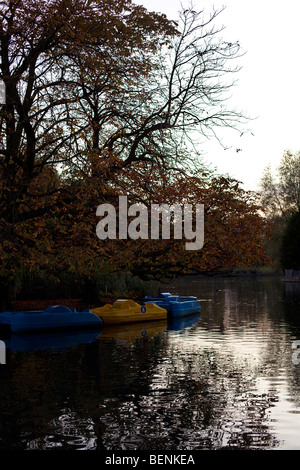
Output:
top-left (280, 211), bottom-right (300, 270)
top-left (260, 150), bottom-right (300, 270)
top-left (260, 150), bottom-right (300, 220)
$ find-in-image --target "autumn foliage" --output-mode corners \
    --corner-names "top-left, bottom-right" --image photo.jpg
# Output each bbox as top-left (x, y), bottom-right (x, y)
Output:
top-left (0, 0), bottom-right (270, 307)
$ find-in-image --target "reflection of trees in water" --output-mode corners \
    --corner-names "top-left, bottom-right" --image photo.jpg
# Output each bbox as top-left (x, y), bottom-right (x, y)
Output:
top-left (283, 281), bottom-right (300, 320)
top-left (284, 281), bottom-right (300, 299)
top-left (0, 330), bottom-right (281, 450)
top-left (96, 340), bottom-right (280, 450)
top-left (3, 277), bottom-right (300, 450)
top-left (280, 280), bottom-right (300, 414)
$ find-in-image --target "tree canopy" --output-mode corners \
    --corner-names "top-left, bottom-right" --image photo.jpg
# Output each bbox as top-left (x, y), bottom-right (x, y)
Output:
top-left (0, 0), bottom-right (269, 307)
top-left (259, 150), bottom-right (300, 271)
top-left (260, 150), bottom-right (300, 220)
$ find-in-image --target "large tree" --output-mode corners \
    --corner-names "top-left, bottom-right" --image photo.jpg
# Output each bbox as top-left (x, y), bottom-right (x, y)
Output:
top-left (0, 2), bottom-right (243, 221)
top-left (0, 0), bottom-right (177, 304)
top-left (0, 0), bottom-right (176, 222)
top-left (0, 1), bottom-right (255, 306)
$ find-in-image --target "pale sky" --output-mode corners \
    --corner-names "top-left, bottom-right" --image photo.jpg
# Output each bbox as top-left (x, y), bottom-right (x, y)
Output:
top-left (135, 0), bottom-right (300, 190)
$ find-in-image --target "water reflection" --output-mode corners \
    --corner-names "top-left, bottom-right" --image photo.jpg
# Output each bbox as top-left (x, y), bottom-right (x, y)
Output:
top-left (1, 277), bottom-right (300, 449)
top-left (167, 313), bottom-right (201, 331)
top-left (3, 329), bottom-right (101, 352)
top-left (99, 320), bottom-right (167, 344)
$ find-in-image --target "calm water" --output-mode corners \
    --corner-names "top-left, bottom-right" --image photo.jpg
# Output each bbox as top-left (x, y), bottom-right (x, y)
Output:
top-left (1, 276), bottom-right (300, 451)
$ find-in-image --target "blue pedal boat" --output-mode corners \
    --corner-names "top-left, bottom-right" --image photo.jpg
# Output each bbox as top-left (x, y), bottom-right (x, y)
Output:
top-left (145, 292), bottom-right (201, 318)
top-left (0, 305), bottom-right (103, 334)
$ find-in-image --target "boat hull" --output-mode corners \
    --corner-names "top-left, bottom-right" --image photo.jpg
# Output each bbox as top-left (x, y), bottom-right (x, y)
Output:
top-left (91, 299), bottom-right (167, 325)
top-left (145, 293), bottom-right (201, 318)
top-left (0, 305), bottom-right (103, 334)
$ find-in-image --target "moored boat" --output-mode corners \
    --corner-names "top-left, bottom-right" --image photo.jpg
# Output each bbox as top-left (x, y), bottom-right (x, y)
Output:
top-left (91, 299), bottom-right (167, 325)
top-left (0, 305), bottom-right (103, 334)
top-left (145, 292), bottom-right (201, 318)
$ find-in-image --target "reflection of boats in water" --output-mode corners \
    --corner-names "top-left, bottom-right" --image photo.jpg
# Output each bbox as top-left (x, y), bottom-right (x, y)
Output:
top-left (99, 313), bottom-right (201, 345)
top-left (99, 320), bottom-right (167, 344)
top-left (2, 309), bottom-right (201, 352)
top-left (167, 312), bottom-right (201, 331)
top-left (3, 328), bottom-right (101, 352)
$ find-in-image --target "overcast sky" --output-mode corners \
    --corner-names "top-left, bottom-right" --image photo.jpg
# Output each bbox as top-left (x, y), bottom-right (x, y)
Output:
top-left (135, 0), bottom-right (300, 190)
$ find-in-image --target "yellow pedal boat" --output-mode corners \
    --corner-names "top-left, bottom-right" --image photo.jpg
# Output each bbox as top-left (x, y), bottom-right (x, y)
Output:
top-left (91, 299), bottom-right (167, 325)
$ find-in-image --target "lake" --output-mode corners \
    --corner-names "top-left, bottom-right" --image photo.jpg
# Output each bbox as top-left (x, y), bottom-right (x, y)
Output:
top-left (1, 275), bottom-right (300, 451)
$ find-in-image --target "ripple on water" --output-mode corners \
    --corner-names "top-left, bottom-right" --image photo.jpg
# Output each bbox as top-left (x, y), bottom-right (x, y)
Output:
top-left (2, 277), bottom-right (300, 450)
